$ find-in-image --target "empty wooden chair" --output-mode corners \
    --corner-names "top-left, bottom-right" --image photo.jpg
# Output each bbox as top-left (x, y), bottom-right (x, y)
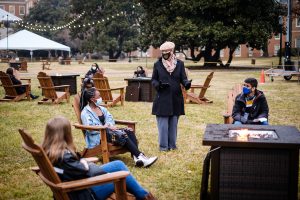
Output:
top-left (0, 71), bottom-right (30, 102)
top-left (37, 72), bottom-right (70, 104)
top-left (183, 72), bottom-right (214, 104)
top-left (41, 60), bottom-right (51, 70)
top-left (72, 94), bottom-right (137, 163)
top-left (93, 72), bottom-right (125, 107)
top-left (18, 128), bottom-right (130, 200)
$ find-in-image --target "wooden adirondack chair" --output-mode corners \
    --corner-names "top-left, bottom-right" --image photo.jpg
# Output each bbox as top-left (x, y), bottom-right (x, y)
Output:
top-left (37, 72), bottom-right (70, 104)
top-left (41, 60), bottom-right (51, 70)
top-left (93, 73), bottom-right (125, 107)
top-left (183, 72), bottom-right (214, 104)
top-left (0, 71), bottom-right (30, 102)
top-left (222, 84), bottom-right (242, 124)
top-left (18, 128), bottom-right (131, 200)
top-left (72, 94), bottom-right (137, 163)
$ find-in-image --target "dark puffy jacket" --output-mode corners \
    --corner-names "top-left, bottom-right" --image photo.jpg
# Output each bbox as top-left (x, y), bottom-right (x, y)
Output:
top-left (232, 90), bottom-right (269, 122)
top-left (54, 151), bottom-right (106, 200)
top-left (151, 58), bottom-right (189, 116)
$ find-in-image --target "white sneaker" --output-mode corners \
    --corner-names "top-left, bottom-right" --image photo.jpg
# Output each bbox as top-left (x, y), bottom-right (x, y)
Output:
top-left (137, 153), bottom-right (158, 168)
top-left (133, 155), bottom-right (144, 167)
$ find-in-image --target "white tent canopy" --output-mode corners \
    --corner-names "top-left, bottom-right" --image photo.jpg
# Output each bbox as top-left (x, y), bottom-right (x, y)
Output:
top-left (0, 8), bottom-right (21, 22)
top-left (0, 30), bottom-right (70, 52)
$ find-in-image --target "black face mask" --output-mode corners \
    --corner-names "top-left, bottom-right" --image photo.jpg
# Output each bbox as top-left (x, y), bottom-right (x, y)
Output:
top-left (162, 52), bottom-right (171, 60)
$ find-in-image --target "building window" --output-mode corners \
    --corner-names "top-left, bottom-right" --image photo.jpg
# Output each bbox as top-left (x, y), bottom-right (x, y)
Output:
top-left (296, 38), bottom-right (300, 48)
top-left (9, 5), bottom-right (15, 15)
top-left (274, 34), bottom-right (280, 40)
top-left (19, 6), bottom-right (25, 15)
top-left (274, 45), bottom-right (280, 56)
top-left (235, 45), bottom-right (241, 57)
top-left (248, 47), bottom-right (253, 57)
top-left (297, 16), bottom-right (300, 27)
top-left (0, 5), bottom-right (4, 10)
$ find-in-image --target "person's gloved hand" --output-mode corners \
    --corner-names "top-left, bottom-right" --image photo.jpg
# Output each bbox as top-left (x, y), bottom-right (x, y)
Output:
top-left (184, 79), bottom-right (192, 90)
top-left (159, 80), bottom-right (170, 89)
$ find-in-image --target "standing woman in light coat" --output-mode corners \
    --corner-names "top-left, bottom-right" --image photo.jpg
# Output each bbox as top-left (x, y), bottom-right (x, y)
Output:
top-left (151, 41), bottom-right (192, 151)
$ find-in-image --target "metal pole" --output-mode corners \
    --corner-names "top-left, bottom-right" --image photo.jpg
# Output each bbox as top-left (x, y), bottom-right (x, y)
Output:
top-left (279, 16), bottom-right (283, 66)
top-left (6, 14), bottom-right (8, 58)
top-left (285, 0), bottom-right (292, 63)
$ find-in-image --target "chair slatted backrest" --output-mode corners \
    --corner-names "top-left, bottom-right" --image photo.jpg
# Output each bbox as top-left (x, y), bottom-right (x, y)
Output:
top-left (199, 72), bottom-right (214, 98)
top-left (18, 129), bottom-right (69, 200)
top-left (225, 84), bottom-right (242, 124)
top-left (73, 94), bottom-right (83, 124)
top-left (37, 72), bottom-right (58, 99)
top-left (0, 71), bottom-right (18, 96)
top-left (93, 72), bottom-right (113, 102)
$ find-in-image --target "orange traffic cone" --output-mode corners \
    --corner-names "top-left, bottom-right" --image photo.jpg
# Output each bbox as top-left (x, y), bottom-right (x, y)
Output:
top-left (260, 69), bottom-right (265, 84)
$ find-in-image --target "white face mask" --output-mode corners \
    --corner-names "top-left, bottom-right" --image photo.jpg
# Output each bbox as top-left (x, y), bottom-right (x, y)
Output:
top-left (94, 97), bottom-right (102, 107)
top-left (91, 66), bottom-right (97, 71)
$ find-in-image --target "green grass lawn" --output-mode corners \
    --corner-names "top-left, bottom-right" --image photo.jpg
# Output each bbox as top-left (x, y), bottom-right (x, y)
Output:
top-left (0, 59), bottom-right (299, 200)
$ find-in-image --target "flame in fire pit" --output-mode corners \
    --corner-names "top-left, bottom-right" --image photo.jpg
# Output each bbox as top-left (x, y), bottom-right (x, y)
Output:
top-left (228, 129), bottom-right (278, 141)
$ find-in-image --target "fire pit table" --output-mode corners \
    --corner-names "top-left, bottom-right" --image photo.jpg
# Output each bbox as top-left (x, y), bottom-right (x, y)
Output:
top-left (201, 124), bottom-right (300, 200)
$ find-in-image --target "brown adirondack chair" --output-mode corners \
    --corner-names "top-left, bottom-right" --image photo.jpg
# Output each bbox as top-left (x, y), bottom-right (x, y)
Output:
top-left (223, 84), bottom-right (242, 124)
top-left (183, 72), bottom-right (214, 104)
top-left (92, 72), bottom-right (125, 107)
top-left (37, 72), bottom-right (70, 104)
top-left (41, 60), bottom-right (51, 70)
top-left (18, 128), bottom-right (131, 200)
top-left (72, 94), bottom-right (137, 163)
top-left (0, 71), bottom-right (30, 102)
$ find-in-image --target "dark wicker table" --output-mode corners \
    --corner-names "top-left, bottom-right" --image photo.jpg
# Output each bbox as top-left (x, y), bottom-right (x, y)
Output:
top-left (50, 73), bottom-right (80, 95)
top-left (124, 77), bottom-right (156, 102)
top-left (202, 124), bottom-right (300, 200)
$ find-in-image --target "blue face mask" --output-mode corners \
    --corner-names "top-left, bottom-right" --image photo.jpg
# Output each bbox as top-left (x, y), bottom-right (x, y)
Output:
top-left (243, 86), bottom-right (251, 95)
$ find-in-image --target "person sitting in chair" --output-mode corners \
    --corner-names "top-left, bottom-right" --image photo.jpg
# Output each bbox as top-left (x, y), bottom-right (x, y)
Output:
top-left (80, 87), bottom-right (158, 168)
top-left (134, 66), bottom-right (147, 77)
top-left (6, 67), bottom-right (39, 100)
top-left (232, 78), bottom-right (269, 125)
top-left (42, 116), bottom-right (157, 200)
top-left (85, 63), bottom-right (105, 78)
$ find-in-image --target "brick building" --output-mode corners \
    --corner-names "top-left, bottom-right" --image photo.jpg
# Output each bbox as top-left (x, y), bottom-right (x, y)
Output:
top-left (0, 0), bottom-right (37, 18)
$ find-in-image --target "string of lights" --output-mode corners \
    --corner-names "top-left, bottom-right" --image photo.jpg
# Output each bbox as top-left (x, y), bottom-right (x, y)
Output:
top-left (9, 4), bottom-right (138, 32)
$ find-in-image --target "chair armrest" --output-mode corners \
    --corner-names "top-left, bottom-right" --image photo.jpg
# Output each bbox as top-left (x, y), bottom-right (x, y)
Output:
top-left (115, 119), bottom-right (137, 126)
top-left (54, 85), bottom-right (70, 89)
top-left (85, 157), bottom-right (99, 163)
top-left (39, 171), bottom-right (130, 192)
top-left (223, 113), bottom-right (231, 118)
top-left (73, 123), bottom-right (106, 131)
top-left (110, 87), bottom-right (125, 91)
top-left (191, 84), bottom-right (210, 89)
top-left (20, 78), bottom-right (31, 83)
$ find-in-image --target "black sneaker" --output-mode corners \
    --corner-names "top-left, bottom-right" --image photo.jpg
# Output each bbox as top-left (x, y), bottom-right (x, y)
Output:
top-left (133, 155), bottom-right (144, 167)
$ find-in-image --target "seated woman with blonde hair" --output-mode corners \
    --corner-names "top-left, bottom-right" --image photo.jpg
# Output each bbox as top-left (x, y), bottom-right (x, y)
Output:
top-left (42, 116), bottom-right (157, 200)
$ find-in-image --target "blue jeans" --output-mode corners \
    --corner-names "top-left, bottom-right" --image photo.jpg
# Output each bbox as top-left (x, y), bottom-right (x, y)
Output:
top-left (91, 160), bottom-right (148, 200)
top-left (156, 116), bottom-right (179, 151)
top-left (234, 121), bottom-right (269, 125)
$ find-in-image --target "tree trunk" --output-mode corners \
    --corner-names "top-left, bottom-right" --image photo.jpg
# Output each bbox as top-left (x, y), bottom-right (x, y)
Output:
top-left (225, 48), bottom-right (235, 67)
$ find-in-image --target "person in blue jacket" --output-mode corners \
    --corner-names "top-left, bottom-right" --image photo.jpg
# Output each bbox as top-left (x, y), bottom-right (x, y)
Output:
top-left (80, 87), bottom-right (157, 168)
top-left (151, 41), bottom-right (192, 151)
